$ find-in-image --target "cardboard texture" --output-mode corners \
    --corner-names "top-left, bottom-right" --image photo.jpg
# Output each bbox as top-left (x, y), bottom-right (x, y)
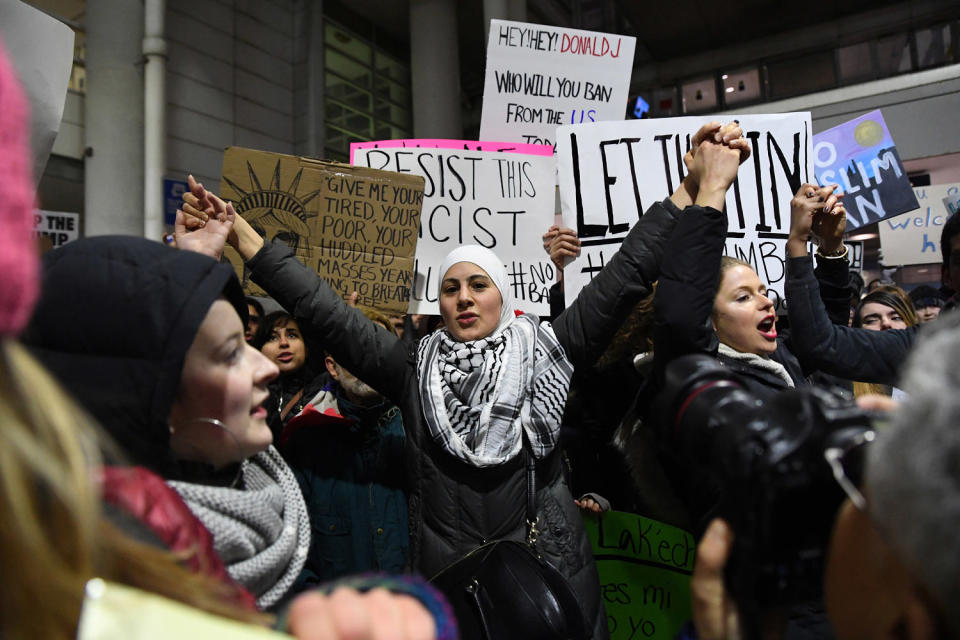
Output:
top-left (581, 511), bottom-right (694, 640)
top-left (220, 147), bottom-right (425, 315)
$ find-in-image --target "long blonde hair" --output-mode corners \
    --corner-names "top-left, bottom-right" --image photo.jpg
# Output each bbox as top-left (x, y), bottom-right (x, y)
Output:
top-left (0, 340), bottom-right (268, 638)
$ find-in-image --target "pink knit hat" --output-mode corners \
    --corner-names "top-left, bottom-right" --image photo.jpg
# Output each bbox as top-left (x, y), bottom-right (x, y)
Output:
top-left (0, 39), bottom-right (39, 336)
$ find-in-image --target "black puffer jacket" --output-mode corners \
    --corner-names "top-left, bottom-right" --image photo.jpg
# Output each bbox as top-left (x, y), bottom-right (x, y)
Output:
top-left (652, 205), bottom-right (861, 400)
top-left (246, 199), bottom-right (682, 640)
top-left (785, 255), bottom-right (917, 385)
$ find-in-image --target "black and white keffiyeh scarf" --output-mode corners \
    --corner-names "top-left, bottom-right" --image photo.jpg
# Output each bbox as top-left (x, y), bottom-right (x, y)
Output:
top-left (417, 314), bottom-right (573, 467)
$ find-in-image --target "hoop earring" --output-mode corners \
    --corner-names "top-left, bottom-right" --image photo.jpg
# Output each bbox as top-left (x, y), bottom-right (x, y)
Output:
top-left (168, 417), bottom-right (244, 487)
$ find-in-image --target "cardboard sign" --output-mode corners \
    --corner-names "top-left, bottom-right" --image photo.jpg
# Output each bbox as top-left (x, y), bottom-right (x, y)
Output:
top-left (557, 113), bottom-right (814, 311)
top-left (350, 139), bottom-right (553, 163)
top-left (353, 145), bottom-right (557, 315)
top-left (813, 110), bottom-right (918, 230)
top-left (877, 183), bottom-right (960, 266)
top-left (33, 210), bottom-right (79, 248)
top-left (0, 1), bottom-right (75, 183)
top-left (582, 511), bottom-right (694, 640)
top-left (479, 19), bottom-right (636, 148)
top-left (220, 147), bottom-right (425, 315)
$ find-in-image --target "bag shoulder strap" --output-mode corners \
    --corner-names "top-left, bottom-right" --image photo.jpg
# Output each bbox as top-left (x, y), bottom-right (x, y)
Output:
top-left (522, 432), bottom-right (540, 550)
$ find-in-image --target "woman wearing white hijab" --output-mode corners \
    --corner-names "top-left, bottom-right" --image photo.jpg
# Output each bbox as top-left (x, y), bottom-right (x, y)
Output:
top-left (177, 121), bottom-right (740, 639)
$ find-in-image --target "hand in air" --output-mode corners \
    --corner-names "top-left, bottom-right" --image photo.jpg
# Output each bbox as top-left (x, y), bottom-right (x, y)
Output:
top-left (287, 587), bottom-right (437, 640)
top-left (789, 184), bottom-right (846, 253)
top-left (547, 226), bottom-right (581, 271)
top-left (175, 175), bottom-right (240, 260)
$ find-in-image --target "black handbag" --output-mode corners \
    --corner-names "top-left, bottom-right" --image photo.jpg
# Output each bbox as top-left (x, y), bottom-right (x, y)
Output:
top-left (429, 440), bottom-right (589, 640)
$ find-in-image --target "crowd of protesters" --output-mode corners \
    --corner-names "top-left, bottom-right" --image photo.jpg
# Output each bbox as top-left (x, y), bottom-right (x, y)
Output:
top-left (5, 27), bottom-right (960, 640)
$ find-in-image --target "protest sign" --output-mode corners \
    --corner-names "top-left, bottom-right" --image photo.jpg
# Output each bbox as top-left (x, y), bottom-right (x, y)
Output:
top-left (0, 1), bottom-right (74, 183)
top-left (557, 113), bottom-right (813, 311)
top-left (813, 110), bottom-right (918, 230)
top-left (877, 183), bottom-right (960, 266)
top-left (350, 139), bottom-right (553, 163)
top-left (220, 147), bottom-right (425, 315)
top-left (582, 511), bottom-right (694, 639)
top-left (944, 191), bottom-right (960, 216)
top-left (479, 20), bottom-right (636, 148)
top-left (33, 210), bottom-right (79, 248)
top-left (842, 240), bottom-right (864, 272)
top-left (353, 145), bottom-right (556, 315)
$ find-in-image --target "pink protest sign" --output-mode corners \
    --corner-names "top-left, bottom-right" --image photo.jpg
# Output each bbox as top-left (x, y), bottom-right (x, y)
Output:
top-left (349, 139), bottom-right (553, 163)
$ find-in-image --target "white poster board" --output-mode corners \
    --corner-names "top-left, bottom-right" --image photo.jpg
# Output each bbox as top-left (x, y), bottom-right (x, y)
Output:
top-left (557, 113), bottom-right (814, 311)
top-left (479, 19), bottom-right (636, 148)
top-left (33, 210), bottom-right (79, 247)
top-left (877, 183), bottom-right (960, 266)
top-left (353, 147), bottom-right (557, 315)
top-left (0, 1), bottom-right (75, 183)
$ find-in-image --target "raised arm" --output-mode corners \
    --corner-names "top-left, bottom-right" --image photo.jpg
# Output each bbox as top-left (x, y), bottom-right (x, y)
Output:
top-left (649, 134), bottom-right (750, 384)
top-left (785, 192), bottom-right (916, 383)
top-left (787, 183), bottom-right (852, 326)
top-left (552, 121), bottom-right (741, 369)
top-left (178, 178), bottom-right (414, 405)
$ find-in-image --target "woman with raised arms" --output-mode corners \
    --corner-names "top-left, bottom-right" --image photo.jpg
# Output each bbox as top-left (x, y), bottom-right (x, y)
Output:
top-left (177, 121), bottom-right (744, 639)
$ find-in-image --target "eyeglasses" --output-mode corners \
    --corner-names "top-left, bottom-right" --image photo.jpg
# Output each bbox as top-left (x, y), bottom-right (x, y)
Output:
top-left (824, 430), bottom-right (876, 511)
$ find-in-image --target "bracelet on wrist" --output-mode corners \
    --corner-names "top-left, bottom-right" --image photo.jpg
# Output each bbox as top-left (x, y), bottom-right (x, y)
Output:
top-left (815, 244), bottom-right (848, 260)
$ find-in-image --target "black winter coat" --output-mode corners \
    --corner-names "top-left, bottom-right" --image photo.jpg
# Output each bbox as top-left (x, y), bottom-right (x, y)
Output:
top-left (652, 206), bottom-right (864, 400)
top-left (246, 199), bottom-right (683, 640)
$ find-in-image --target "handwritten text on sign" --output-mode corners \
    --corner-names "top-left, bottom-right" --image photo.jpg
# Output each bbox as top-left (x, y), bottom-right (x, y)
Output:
top-left (220, 147), bottom-right (425, 315)
top-left (582, 511), bottom-right (695, 640)
top-left (354, 145), bottom-right (556, 315)
top-left (877, 183), bottom-right (960, 266)
top-left (557, 113), bottom-right (814, 311)
top-left (349, 139), bottom-right (554, 163)
top-left (480, 19), bottom-right (636, 148)
top-left (813, 110), bottom-right (918, 230)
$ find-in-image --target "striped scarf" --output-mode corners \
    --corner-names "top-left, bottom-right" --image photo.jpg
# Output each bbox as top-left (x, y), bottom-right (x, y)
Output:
top-left (417, 314), bottom-right (572, 467)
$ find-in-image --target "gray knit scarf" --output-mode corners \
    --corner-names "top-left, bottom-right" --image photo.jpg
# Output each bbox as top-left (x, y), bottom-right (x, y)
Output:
top-left (717, 342), bottom-right (795, 388)
top-left (417, 314), bottom-right (573, 467)
top-left (167, 446), bottom-right (310, 609)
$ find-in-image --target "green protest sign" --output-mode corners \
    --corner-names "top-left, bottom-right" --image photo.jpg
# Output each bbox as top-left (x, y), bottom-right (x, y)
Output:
top-left (582, 510), bottom-right (695, 639)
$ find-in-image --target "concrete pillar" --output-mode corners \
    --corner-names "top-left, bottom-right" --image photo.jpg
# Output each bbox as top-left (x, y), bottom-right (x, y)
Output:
top-left (84, 0), bottom-right (145, 237)
top-left (306, 0), bottom-right (325, 157)
top-left (410, 0), bottom-right (462, 139)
